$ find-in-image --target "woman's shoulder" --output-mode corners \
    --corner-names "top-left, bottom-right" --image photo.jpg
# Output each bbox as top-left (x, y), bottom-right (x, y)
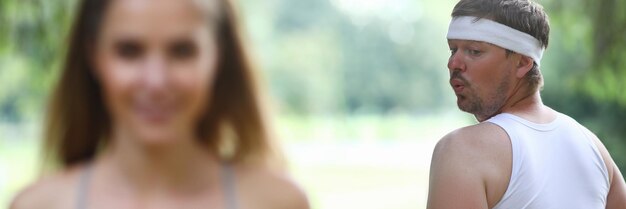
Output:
top-left (10, 165), bottom-right (84, 209)
top-left (234, 164), bottom-right (310, 209)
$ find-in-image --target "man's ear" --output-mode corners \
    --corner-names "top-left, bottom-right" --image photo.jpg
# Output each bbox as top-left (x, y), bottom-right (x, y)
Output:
top-left (515, 55), bottom-right (534, 78)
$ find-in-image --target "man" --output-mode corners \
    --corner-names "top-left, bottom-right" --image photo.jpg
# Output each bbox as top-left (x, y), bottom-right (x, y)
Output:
top-left (427, 0), bottom-right (626, 208)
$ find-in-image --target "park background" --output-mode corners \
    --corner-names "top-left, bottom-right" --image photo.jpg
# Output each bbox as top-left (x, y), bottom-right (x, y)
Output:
top-left (0, 0), bottom-right (625, 208)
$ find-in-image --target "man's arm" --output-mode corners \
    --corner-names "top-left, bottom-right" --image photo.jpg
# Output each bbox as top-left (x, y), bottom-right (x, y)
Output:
top-left (427, 124), bottom-right (511, 209)
top-left (588, 132), bottom-right (626, 208)
top-left (606, 162), bottom-right (626, 209)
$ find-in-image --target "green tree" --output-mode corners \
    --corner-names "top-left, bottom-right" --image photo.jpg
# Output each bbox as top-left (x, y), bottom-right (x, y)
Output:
top-left (0, 0), bottom-right (75, 123)
top-left (544, 0), bottom-right (626, 169)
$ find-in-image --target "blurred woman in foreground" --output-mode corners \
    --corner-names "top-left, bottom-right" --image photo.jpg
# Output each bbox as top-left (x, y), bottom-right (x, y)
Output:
top-left (11, 0), bottom-right (309, 208)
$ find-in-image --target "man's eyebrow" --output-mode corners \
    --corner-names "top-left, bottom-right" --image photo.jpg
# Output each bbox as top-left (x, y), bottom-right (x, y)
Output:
top-left (447, 40), bottom-right (484, 44)
top-left (466, 40), bottom-right (499, 48)
top-left (467, 40), bottom-right (488, 45)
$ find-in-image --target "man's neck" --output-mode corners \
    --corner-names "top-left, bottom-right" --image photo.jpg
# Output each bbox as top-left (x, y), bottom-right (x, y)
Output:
top-left (498, 90), bottom-right (557, 124)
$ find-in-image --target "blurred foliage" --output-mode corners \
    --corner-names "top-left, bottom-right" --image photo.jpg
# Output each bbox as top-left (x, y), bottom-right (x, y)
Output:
top-left (238, 0), bottom-right (455, 116)
top-left (0, 0), bottom-right (624, 167)
top-left (0, 0), bottom-right (74, 122)
top-left (542, 0), bottom-right (626, 169)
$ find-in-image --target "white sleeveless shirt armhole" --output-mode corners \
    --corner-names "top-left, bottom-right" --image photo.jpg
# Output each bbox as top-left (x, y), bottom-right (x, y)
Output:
top-left (488, 114), bottom-right (525, 209)
top-left (486, 113), bottom-right (610, 209)
top-left (577, 123), bottom-right (611, 186)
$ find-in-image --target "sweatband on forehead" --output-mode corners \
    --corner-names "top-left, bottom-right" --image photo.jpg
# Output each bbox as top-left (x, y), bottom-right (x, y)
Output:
top-left (447, 16), bottom-right (545, 66)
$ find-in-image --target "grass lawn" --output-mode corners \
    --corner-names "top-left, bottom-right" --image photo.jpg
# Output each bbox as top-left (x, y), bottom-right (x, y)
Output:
top-left (0, 113), bottom-right (472, 208)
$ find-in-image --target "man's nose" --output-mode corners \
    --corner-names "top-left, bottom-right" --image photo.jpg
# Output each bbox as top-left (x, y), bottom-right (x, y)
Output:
top-left (447, 52), bottom-right (466, 73)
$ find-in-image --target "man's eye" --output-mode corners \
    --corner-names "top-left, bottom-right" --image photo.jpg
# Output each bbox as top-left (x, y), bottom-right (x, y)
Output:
top-left (466, 49), bottom-right (482, 56)
top-left (169, 41), bottom-right (197, 60)
top-left (115, 41), bottom-right (143, 60)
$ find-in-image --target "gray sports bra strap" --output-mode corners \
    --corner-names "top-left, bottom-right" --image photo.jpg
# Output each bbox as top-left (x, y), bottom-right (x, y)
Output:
top-left (76, 164), bottom-right (92, 209)
top-left (220, 163), bottom-right (238, 209)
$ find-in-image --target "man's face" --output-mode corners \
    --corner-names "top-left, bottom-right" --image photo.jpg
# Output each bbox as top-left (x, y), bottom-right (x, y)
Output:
top-left (447, 40), bottom-right (518, 121)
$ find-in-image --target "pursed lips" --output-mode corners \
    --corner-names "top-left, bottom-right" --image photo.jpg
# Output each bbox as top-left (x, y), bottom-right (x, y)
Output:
top-left (450, 78), bottom-right (466, 94)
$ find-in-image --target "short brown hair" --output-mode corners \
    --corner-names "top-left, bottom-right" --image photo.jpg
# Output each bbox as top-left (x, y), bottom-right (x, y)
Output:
top-left (44, 0), bottom-right (281, 169)
top-left (451, 0), bottom-right (550, 92)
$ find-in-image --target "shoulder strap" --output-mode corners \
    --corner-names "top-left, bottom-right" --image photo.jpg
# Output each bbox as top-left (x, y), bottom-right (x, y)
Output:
top-left (220, 163), bottom-right (238, 209)
top-left (75, 164), bottom-right (92, 209)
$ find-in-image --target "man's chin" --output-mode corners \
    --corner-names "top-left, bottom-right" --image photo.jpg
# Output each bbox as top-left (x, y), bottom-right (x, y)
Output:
top-left (456, 99), bottom-right (478, 116)
top-left (456, 96), bottom-right (468, 111)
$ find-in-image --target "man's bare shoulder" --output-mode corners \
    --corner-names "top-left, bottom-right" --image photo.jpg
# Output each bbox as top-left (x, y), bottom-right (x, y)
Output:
top-left (429, 122), bottom-right (512, 208)
top-left (235, 164), bottom-right (310, 209)
top-left (432, 122), bottom-right (513, 182)
top-left (435, 122), bottom-right (510, 158)
top-left (10, 166), bottom-right (83, 209)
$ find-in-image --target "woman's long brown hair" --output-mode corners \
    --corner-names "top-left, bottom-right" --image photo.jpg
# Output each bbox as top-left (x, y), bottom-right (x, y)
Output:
top-left (43, 0), bottom-right (279, 170)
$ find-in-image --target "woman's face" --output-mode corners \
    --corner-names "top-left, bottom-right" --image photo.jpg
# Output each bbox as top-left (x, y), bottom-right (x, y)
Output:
top-left (94, 0), bottom-right (218, 144)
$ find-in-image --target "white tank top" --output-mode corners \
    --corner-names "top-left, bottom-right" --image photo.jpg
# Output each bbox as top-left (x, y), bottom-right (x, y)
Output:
top-left (487, 113), bottom-right (610, 209)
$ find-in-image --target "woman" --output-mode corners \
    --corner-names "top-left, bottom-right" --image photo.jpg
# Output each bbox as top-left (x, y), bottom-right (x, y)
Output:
top-left (11, 0), bottom-right (309, 208)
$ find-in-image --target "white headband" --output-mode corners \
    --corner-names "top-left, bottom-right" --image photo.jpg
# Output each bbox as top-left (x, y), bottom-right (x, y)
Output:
top-left (447, 16), bottom-right (545, 66)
